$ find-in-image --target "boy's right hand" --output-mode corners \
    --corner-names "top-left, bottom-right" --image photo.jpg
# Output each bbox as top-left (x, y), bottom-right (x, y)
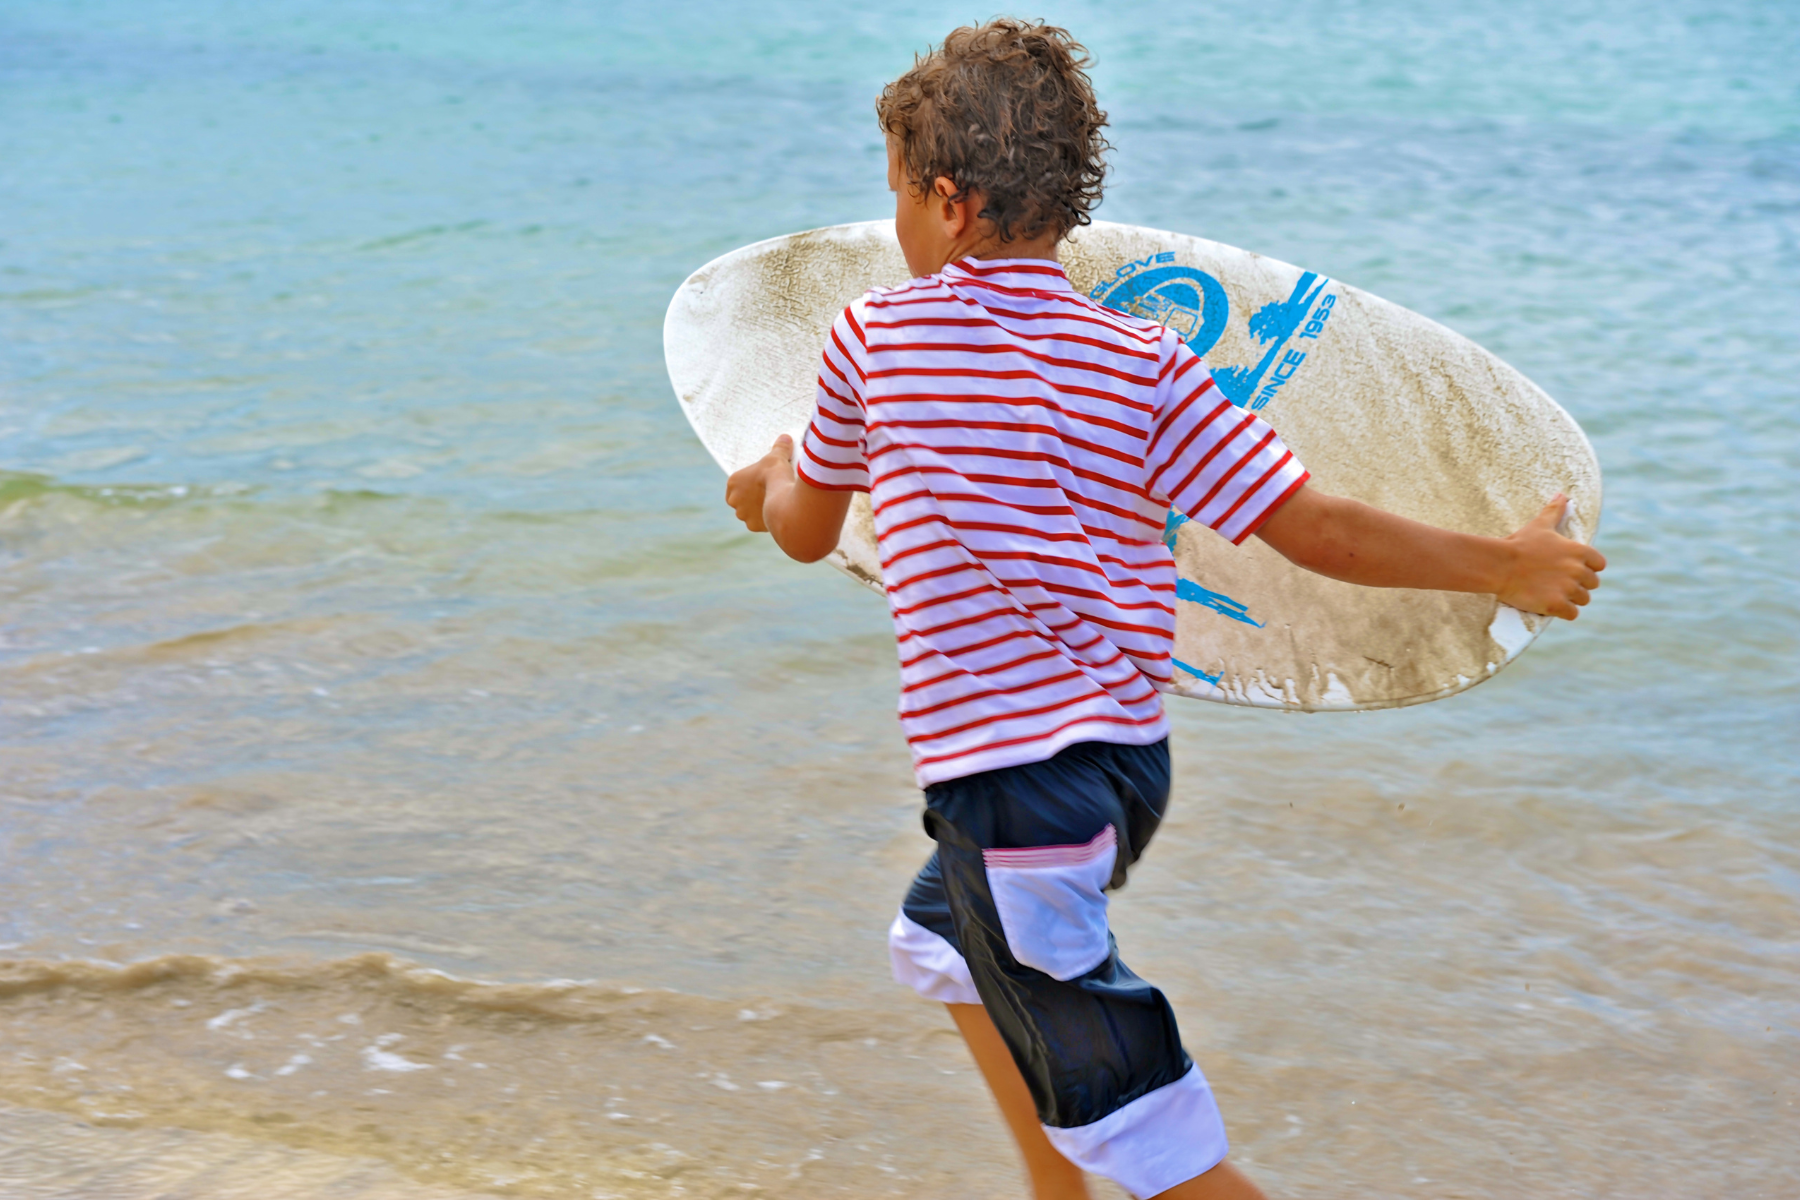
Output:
top-left (725, 434), bottom-right (796, 533)
top-left (723, 433), bottom-right (853, 564)
top-left (1495, 494), bottom-right (1607, 620)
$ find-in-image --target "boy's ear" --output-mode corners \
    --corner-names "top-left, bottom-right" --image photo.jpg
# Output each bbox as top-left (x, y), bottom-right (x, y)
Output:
top-left (932, 175), bottom-right (967, 236)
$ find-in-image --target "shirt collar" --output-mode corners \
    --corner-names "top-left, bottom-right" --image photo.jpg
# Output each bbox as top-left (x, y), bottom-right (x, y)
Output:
top-left (940, 257), bottom-right (1075, 293)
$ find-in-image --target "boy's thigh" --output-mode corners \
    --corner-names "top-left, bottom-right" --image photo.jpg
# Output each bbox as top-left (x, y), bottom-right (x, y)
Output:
top-left (933, 835), bottom-right (1190, 1129)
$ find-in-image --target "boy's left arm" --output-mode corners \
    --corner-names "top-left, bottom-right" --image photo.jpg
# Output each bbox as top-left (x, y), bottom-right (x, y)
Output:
top-left (725, 434), bottom-right (853, 564)
top-left (1256, 485), bottom-right (1606, 620)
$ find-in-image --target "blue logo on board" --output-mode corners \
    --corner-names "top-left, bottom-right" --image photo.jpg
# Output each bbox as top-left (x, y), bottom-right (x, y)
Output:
top-left (1089, 254), bottom-right (1337, 412)
top-left (1087, 254), bottom-right (1231, 357)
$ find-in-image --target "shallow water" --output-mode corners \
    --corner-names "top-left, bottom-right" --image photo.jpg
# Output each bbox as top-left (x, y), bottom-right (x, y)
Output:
top-left (2, 1), bottom-right (1797, 1195)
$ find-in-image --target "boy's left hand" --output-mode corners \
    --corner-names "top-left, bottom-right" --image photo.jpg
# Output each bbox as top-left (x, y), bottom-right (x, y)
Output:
top-left (726, 434), bottom-right (795, 533)
top-left (1496, 494), bottom-right (1607, 620)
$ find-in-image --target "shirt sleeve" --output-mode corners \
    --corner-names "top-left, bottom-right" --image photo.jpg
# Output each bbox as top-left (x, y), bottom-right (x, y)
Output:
top-left (1144, 333), bottom-right (1309, 545)
top-left (795, 299), bottom-right (872, 493)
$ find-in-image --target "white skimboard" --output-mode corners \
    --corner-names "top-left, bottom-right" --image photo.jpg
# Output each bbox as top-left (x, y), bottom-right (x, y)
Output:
top-left (665, 220), bottom-right (1601, 711)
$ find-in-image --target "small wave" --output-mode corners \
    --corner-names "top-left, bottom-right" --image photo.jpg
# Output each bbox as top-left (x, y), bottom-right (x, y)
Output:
top-left (357, 220), bottom-right (490, 252)
top-left (0, 949), bottom-right (882, 1033)
top-left (0, 952), bottom-right (982, 1198)
top-left (0, 471), bottom-right (210, 512)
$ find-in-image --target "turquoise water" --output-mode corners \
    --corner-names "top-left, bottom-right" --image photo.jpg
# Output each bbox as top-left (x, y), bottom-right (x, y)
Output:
top-left (2, 2), bottom-right (1797, 1195)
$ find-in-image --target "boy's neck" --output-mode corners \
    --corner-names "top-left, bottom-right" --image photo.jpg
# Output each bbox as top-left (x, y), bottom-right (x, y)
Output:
top-left (963, 226), bottom-right (1062, 264)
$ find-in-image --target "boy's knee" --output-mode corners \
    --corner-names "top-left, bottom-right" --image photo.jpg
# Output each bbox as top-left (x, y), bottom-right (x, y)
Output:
top-left (887, 907), bottom-right (980, 1005)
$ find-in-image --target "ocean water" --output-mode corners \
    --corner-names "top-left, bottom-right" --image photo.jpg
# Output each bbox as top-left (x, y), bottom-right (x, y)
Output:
top-left (1, 1), bottom-right (1796, 1195)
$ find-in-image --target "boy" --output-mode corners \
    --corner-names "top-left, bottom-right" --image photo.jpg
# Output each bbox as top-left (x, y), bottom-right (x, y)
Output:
top-left (726, 19), bottom-right (1604, 1200)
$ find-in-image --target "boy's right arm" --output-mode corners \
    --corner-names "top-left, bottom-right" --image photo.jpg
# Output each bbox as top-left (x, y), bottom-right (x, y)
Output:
top-left (725, 433), bottom-right (852, 564)
top-left (723, 300), bottom-right (870, 564)
top-left (1254, 484), bottom-right (1606, 620)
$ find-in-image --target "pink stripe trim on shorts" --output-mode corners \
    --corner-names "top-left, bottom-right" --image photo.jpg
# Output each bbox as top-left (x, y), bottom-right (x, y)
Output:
top-left (982, 823), bottom-right (1118, 870)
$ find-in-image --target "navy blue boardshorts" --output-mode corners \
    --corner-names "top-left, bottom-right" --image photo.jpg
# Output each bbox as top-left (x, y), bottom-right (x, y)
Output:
top-left (887, 738), bottom-right (1228, 1198)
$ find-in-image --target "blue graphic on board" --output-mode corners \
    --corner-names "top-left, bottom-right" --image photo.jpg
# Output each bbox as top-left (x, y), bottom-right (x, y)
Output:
top-left (1171, 657), bottom-right (1222, 685)
top-left (1161, 508), bottom-right (1188, 547)
top-left (1175, 578), bottom-right (1263, 628)
top-left (1088, 252), bottom-right (1230, 355)
top-left (1162, 509), bottom-right (1263, 667)
top-left (1162, 512), bottom-right (1262, 627)
top-left (1089, 254), bottom-right (1338, 411)
top-left (1101, 256), bottom-right (1335, 690)
top-left (1214, 273), bottom-right (1332, 410)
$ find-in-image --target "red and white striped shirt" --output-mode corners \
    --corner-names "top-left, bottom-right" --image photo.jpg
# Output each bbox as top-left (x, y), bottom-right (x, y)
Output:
top-left (798, 258), bottom-right (1308, 786)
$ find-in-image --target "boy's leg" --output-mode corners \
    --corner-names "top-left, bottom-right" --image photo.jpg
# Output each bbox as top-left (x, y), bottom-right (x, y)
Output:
top-left (950, 1002), bottom-right (1266, 1200)
top-left (892, 852), bottom-right (1092, 1197)
top-left (1147, 1160), bottom-right (1267, 1200)
top-left (916, 740), bottom-right (1256, 1198)
top-left (947, 1001), bottom-right (1093, 1200)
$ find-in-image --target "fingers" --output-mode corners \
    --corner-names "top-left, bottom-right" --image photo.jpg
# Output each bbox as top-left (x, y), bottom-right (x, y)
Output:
top-left (1585, 546), bottom-right (1607, 572)
top-left (724, 466), bottom-right (768, 532)
top-left (1577, 567), bottom-right (1601, 590)
top-left (771, 433), bottom-right (794, 462)
top-left (724, 493), bottom-right (764, 531)
top-left (733, 496), bottom-right (768, 532)
top-left (1543, 582), bottom-right (1592, 621)
top-left (1530, 492), bottom-right (1569, 530)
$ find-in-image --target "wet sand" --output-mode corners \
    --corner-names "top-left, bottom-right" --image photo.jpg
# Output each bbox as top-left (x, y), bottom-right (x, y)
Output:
top-left (0, 1104), bottom-right (501, 1199)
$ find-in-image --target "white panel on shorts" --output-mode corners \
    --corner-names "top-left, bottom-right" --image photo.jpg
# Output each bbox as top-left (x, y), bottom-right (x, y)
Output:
top-left (887, 909), bottom-right (982, 1006)
top-left (981, 825), bottom-right (1118, 981)
top-left (1042, 1063), bottom-right (1229, 1199)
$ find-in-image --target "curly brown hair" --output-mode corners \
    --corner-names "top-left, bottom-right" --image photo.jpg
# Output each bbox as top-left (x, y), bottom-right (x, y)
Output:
top-left (876, 19), bottom-right (1110, 244)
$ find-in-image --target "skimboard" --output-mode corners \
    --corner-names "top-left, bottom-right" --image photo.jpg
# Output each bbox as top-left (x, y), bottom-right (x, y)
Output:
top-left (665, 220), bottom-right (1601, 711)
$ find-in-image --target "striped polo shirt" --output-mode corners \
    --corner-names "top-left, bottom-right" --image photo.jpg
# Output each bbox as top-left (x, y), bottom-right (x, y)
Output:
top-left (797, 257), bottom-right (1308, 786)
